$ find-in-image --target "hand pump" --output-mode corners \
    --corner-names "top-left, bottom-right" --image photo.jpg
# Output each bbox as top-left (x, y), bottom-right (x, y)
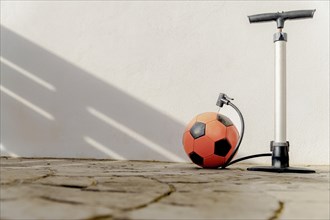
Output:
top-left (247, 10), bottom-right (316, 173)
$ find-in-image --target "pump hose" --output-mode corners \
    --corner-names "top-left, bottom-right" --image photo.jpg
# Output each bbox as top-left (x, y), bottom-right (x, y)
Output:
top-left (221, 102), bottom-right (271, 168)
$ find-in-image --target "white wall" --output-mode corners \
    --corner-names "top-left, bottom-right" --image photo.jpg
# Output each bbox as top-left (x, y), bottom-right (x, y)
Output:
top-left (1, 1), bottom-right (329, 164)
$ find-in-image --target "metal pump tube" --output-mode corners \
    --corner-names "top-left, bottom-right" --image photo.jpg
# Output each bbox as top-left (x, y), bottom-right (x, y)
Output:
top-left (274, 31), bottom-right (287, 143)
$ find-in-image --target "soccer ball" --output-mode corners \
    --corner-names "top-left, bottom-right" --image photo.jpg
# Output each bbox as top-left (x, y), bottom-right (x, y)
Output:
top-left (182, 112), bottom-right (239, 168)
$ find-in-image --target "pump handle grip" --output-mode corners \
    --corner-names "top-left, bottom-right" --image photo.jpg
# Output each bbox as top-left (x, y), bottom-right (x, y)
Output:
top-left (248, 10), bottom-right (315, 28)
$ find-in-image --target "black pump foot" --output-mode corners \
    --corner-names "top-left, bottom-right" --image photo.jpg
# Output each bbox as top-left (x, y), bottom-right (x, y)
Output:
top-left (247, 166), bottom-right (315, 173)
top-left (247, 141), bottom-right (315, 173)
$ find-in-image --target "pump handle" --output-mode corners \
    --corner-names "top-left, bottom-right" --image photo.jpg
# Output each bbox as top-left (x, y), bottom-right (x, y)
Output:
top-left (248, 10), bottom-right (315, 29)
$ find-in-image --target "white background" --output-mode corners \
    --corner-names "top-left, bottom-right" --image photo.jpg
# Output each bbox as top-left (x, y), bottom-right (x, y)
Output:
top-left (1, 1), bottom-right (329, 164)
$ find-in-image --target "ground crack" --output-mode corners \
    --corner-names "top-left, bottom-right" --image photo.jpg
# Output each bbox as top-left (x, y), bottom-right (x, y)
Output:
top-left (39, 195), bottom-right (83, 205)
top-left (120, 176), bottom-right (176, 212)
top-left (164, 181), bottom-right (209, 184)
top-left (82, 188), bottom-right (137, 193)
top-left (1, 169), bottom-right (56, 186)
top-left (38, 183), bottom-right (88, 189)
top-left (268, 201), bottom-right (284, 220)
top-left (86, 214), bottom-right (113, 220)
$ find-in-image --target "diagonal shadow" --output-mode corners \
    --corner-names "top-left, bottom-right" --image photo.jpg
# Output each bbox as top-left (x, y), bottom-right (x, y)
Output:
top-left (0, 25), bottom-right (187, 161)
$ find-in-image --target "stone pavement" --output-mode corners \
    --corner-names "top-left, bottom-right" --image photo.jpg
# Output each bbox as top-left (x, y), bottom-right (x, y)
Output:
top-left (0, 157), bottom-right (329, 220)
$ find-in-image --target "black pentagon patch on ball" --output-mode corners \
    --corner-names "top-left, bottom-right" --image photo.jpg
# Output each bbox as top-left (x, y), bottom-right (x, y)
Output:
top-left (190, 122), bottom-right (205, 139)
top-left (217, 114), bottom-right (233, 127)
top-left (214, 139), bottom-right (231, 157)
top-left (189, 152), bottom-right (204, 166)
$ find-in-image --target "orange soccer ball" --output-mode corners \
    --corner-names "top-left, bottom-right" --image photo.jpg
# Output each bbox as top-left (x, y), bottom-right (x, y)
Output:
top-left (182, 112), bottom-right (239, 168)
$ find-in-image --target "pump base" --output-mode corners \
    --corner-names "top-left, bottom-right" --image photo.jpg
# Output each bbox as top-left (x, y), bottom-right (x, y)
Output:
top-left (247, 141), bottom-right (315, 173)
top-left (247, 166), bottom-right (315, 173)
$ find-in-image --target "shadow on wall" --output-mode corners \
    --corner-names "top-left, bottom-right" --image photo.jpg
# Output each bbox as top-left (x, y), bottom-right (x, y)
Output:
top-left (0, 25), bottom-right (186, 162)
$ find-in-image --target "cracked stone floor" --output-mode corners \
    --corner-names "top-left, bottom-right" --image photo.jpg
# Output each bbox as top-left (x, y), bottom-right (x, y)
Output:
top-left (0, 157), bottom-right (329, 220)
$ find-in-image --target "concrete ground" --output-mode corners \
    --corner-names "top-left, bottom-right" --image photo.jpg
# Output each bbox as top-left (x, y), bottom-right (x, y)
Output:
top-left (0, 157), bottom-right (329, 220)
